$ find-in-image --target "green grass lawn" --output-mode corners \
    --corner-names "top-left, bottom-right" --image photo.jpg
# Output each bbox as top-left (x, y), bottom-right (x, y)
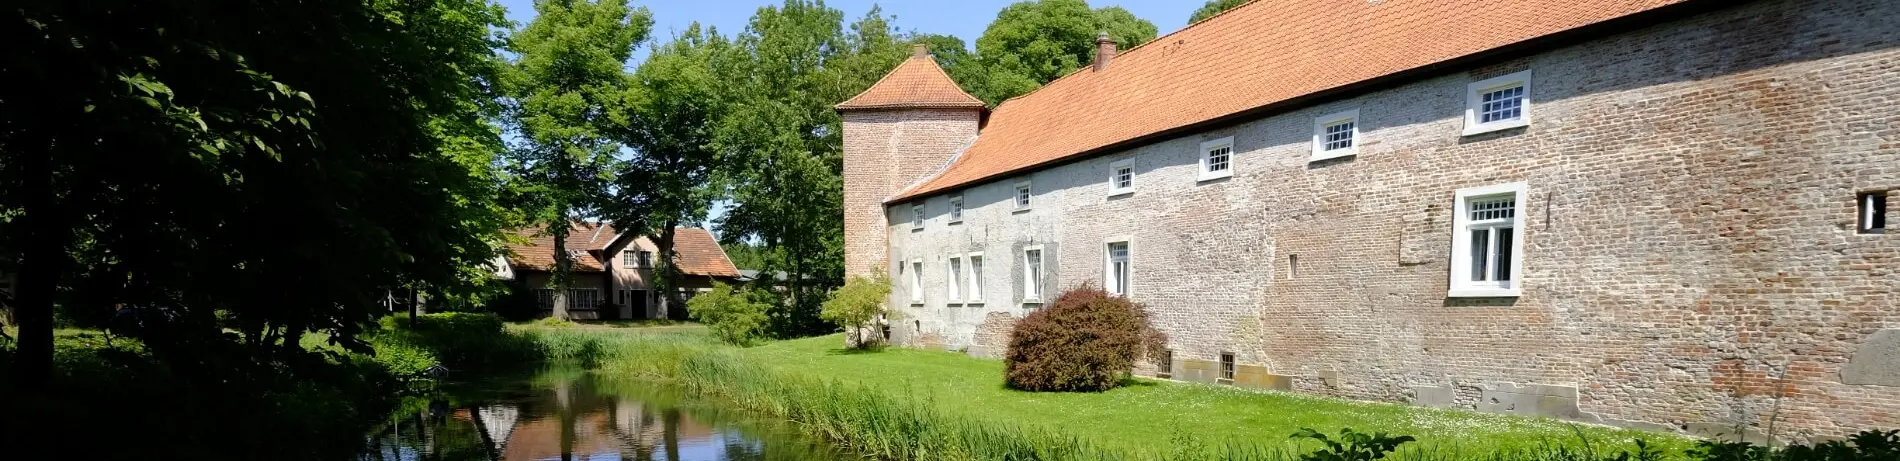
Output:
top-left (738, 333), bottom-right (1690, 456)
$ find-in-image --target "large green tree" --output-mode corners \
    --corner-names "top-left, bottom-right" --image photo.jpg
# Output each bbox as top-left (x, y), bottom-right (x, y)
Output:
top-left (1189, 0), bottom-right (1250, 23)
top-left (502, 0), bottom-right (652, 320)
top-left (601, 23), bottom-right (728, 319)
top-left (713, 1), bottom-right (907, 336)
top-left (970, 0), bottom-right (1156, 104)
top-left (0, 0), bottom-right (512, 382)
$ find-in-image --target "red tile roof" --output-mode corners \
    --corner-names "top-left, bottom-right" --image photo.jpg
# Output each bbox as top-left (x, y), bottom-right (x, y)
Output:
top-left (836, 45), bottom-right (986, 110)
top-left (884, 0), bottom-right (1690, 201)
top-left (665, 228), bottom-right (741, 278)
top-left (502, 223), bottom-right (740, 279)
top-left (504, 222), bottom-right (619, 272)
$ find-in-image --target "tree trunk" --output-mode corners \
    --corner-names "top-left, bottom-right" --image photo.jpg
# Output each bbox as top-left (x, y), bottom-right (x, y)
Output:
top-left (12, 145), bottom-right (65, 387)
top-left (655, 223), bottom-right (681, 321)
top-left (551, 225), bottom-right (571, 321)
top-left (407, 287), bottom-right (419, 328)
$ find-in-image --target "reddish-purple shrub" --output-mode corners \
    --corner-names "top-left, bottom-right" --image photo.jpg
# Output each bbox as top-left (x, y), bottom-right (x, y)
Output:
top-left (1004, 284), bottom-right (1168, 392)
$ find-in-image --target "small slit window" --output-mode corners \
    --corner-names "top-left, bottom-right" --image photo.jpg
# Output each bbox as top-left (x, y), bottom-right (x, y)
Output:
top-left (1106, 240), bottom-right (1130, 296)
top-left (1219, 352), bottom-right (1236, 381)
top-left (1156, 350), bottom-right (1173, 379)
top-left (1861, 192), bottom-right (1887, 234)
top-left (1199, 137), bottom-right (1234, 181)
top-left (1023, 247), bottom-right (1044, 301)
top-left (948, 256), bottom-right (962, 302)
top-left (967, 253), bottom-right (984, 302)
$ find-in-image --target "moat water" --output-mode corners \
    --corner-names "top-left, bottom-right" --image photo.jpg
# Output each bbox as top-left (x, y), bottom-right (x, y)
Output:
top-left (358, 368), bottom-right (845, 461)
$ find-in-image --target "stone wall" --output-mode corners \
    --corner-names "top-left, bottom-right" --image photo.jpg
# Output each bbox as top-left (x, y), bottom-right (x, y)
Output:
top-left (862, 0), bottom-right (1900, 439)
top-left (841, 108), bottom-right (981, 279)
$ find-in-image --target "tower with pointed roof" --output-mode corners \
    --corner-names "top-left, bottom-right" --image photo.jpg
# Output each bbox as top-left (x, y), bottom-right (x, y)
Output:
top-left (838, 44), bottom-right (985, 278)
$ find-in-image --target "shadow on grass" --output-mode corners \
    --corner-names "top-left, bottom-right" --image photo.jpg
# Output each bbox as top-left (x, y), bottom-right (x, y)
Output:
top-left (825, 345), bottom-right (888, 356)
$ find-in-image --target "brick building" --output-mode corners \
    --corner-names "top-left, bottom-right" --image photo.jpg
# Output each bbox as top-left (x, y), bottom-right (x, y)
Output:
top-left (838, 0), bottom-right (1898, 440)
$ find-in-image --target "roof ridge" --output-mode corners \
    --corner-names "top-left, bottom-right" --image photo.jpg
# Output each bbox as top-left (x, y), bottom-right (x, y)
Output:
top-left (990, 0), bottom-right (1273, 109)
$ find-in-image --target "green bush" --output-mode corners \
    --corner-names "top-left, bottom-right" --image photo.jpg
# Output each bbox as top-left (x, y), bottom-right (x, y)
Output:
top-left (1292, 428), bottom-right (1416, 461)
top-left (820, 273), bottom-right (892, 348)
top-left (1003, 284), bottom-right (1167, 392)
top-left (687, 282), bottom-right (770, 346)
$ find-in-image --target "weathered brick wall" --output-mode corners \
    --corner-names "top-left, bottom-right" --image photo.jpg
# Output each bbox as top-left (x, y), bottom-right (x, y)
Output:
top-left (862, 0), bottom-right (1900, 439)
top-left (841, 108), bottom-right (980, 278)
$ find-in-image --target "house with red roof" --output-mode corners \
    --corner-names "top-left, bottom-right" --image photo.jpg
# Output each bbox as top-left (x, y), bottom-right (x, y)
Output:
top-left (840, 0), bottom-right (1899, 440)
top-left (498, 222), bottom-right (739, 320)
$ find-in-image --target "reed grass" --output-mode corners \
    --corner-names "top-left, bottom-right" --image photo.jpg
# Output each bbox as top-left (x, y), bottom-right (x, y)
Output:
top-left (508, 326), bottom-right (1694, 461)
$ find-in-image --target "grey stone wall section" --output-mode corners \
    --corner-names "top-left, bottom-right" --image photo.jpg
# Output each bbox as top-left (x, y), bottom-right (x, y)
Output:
top-left (854, 0), bottom-right (1900, 439)
top-left (1841, 329), bottom-right (1900, 386)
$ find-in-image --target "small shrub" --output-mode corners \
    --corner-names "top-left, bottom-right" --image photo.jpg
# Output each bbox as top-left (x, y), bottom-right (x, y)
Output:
top-left (533, 316), bottom-right (575, 328)
top-left (821, 273), bottom-right (892, 349)
top-left (686, 282), bottom-right (770, 346)
top-left (1003, 284), bottom-right (1167, 392)
top-left (1292, 428), bottom-right (1416, 461)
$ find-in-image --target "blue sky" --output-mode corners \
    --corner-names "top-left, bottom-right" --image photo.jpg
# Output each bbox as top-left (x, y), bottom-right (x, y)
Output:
top-left (493, 0), bottom-right (1197, 59)
top-left (492, 1), bottom-right (1198, 235)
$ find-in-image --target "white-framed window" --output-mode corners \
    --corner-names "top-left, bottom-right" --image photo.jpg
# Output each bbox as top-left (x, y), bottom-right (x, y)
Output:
top-left (1014, 181), bottom-right (1033, 210)
top-left (947, 256), bottom-right (963, 302)
top-left (1108, 159), bottom-right (1134, 196)
top-left (1449, 182), bottom-right (1527, 297)
top-left (1022, 245), bottom-right (1044, 301)
top-left (535, 288), bottom-right (602, 310)
top-left (911, 203), bottom-right (925, 230)
top-left (1311, 109), bottom-right (1359, 160)
top-left (1105, 238), bottom-right (1131, 296)
top-left (967, 252), bottom-right (984, 303)
top-left (908, 259), bottom-right (923, 304)
top-left (1198, 137), bottom-right (1234, 181)
top-left (1860, 191), bottom-right (1888, 234)
top-left (949, 194), bottom-right (964, 223)
top-left (1462, 70), bottom-right (1531, 136)
top-left (625, 250), bottom-right (654, 269)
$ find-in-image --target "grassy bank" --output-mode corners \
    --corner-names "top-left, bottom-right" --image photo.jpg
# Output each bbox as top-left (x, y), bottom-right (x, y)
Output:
top-left (509, 326), bottom-right (1696, 460)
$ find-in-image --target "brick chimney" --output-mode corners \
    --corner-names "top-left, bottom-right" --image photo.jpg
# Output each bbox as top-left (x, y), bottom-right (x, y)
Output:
top-left (1094, 32), bottom-right (1117, 72)
top-left (912, 43), bottom-right (929, 58)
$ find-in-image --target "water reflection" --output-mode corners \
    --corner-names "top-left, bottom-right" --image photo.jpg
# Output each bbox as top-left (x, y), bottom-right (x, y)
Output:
top-left (361, 369), bottom-right (842, 461)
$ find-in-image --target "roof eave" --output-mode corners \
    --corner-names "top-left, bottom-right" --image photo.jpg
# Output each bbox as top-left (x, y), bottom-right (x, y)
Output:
top-left (881, 0), bottom-right (1719, 205)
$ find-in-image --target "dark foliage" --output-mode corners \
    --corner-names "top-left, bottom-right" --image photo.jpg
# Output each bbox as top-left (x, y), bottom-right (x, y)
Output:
top-left (0, 331), bottom-right (402, 461)
top-left (1, 0), bottom-right (511, 384)
top-left (1003, 284), bottom-right (1166, 392)
top-left (1687, 430), bottom-right (1900, 461)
